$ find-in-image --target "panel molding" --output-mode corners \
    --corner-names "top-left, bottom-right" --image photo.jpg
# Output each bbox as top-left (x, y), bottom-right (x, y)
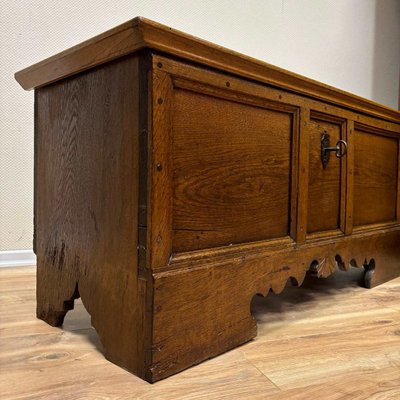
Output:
top-left (306, 113), bottom-right (347, 236)
top-left (166, 224), bottom-right (400, 272)
top-left (152, 56), bottom-right (301, 265)
top-left (353, 126), bottom-right (398, 227)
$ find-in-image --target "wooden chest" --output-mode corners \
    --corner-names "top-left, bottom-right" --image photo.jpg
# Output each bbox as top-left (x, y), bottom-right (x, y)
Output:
top-left (15, 17), bottom-right (400, 382)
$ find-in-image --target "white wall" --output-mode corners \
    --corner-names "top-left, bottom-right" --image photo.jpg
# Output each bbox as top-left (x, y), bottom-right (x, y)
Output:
top-left (1, 0), bottom-right (399, 251)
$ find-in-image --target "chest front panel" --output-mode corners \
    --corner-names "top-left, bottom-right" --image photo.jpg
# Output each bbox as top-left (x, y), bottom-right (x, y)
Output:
top-left (353, 127), bottom-right (399, 227)
top-left (307, 116), bottom-right (345, 235)
top-left (149, 55), bottom-right (400, 269)
top-left (172, 88), bottom-right (294, 252)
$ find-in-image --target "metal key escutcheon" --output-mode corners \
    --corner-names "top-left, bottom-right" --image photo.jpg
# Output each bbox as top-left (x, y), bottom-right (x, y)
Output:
top-left (321, 131), bottom-right (347, 169)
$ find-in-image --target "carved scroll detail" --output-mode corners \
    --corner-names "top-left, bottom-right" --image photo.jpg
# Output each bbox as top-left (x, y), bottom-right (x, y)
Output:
top-left (308, 254), bottom-right (376, 288)
top-left (254, 254), bottom-right (376, 306)
top-left (309, 257), bottom-right (336, 278)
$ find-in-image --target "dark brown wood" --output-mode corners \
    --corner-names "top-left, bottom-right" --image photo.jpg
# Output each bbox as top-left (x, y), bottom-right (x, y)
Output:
top-left (150, 228), bottom-right (400, 380)
top-left (353, 125), bottom-right (398, 227)
top-left (345, 120), bottom-right (355, 235)
top-left (34, 54), bottom-right (152, 379)
top-left (151, 55), bottom-right (400, 135)
top-left (307, 114), bottom-right (344, 234)
top-left (172, 79), bottom-right (294, 252)
top-left (296, 107), bottom-right (311, 243)
top-left (148, 66), bottom-right (174, 269)
top-left (15, 19), bottom-right (400, 383)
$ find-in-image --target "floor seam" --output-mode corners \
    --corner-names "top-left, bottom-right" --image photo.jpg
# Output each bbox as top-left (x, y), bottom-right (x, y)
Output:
top-left (239, 350), bottom-right (283, 391)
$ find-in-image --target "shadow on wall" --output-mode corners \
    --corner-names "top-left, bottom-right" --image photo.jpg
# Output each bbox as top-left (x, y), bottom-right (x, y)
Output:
top-left (372, 0), bottom-right (400, 109)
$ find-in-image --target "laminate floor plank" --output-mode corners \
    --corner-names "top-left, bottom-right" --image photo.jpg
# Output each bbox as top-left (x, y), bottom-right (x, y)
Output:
top-left (0, 266), bottom-right (399, 399)
top-left (263, 366), bottom-right (400, 400)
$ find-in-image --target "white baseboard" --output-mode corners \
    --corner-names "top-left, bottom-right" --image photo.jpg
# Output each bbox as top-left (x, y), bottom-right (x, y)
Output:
top-left (0, 250), bottom-right (36, 267)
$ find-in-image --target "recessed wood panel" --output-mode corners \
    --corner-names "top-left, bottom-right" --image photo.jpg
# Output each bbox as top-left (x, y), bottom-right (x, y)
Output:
top-left (353, 129), bottom-right (398, 226)
top-left (172, 89), bottom-right (293, 252)
top-left (307, 119), bottom-right (342, 234)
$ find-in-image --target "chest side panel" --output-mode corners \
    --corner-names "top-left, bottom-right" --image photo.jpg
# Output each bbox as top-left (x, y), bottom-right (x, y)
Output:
top-left (35, 54), bottom-right (151, 377)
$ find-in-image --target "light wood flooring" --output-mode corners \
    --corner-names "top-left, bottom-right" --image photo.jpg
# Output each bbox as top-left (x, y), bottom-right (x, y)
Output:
top-left (0, 266), bottom-right (399, 399)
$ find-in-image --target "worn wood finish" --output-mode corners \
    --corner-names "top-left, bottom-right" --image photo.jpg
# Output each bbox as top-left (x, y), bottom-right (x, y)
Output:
top-left (149, 227), bottom-right (400, 380)
top-left (353, 125), bottom-right (398, 227)
top-left (307, 116), bottom-right (343, 234)
top-left (344, 120), bottom-right (355, 235)
top-left (152, 55), bottom-right (400, 135)
top-left (296, 107), bottom-right (311, 243)
top-left (15, 19), bottom-right (400, 382)
top-left (35, 54), bottom-right (151, 379)
top-left (172, 83), bottom-right (293, 252)
top-left (150, 54), bottom-right (400, 269)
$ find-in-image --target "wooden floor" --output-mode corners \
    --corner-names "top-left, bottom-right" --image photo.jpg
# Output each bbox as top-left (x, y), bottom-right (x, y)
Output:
top-left (0, 266), bottom-right (399, 399)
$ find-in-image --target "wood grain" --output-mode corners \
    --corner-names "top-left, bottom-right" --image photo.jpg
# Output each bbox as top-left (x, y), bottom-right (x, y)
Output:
top-left (14, 23), bottom-right (400, 383)
top-left (152, 55), bottom-right (400, 135)
top-left (148, 66), bottom-right (174, 269)
top-left (15, 17), bottom-right (400, 123)
top-left (307, 117), bottom-right (342, 234)
top-left (353, 125), bottom-right (398, 226)
top-left (1, 266), bottom-right (399, 399)
top-left (296, 108), bottom-right (311, 243)
top-left (34, 54), bottom-right (151, 379)
top-left (172, 86), bottom-right (293, 252)
top-left (149, 227), bottom-right (400, 381)
top-left (344, 120), bottom-right (355, 235)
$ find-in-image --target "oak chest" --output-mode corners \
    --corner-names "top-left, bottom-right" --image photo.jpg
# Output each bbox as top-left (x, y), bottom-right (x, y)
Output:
top-left (15, 17), bottom-right (400, 382)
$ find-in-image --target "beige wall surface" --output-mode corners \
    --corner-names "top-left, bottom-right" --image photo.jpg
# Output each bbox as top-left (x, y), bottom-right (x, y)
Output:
top-left (1, 0), bottom-right (399, 251)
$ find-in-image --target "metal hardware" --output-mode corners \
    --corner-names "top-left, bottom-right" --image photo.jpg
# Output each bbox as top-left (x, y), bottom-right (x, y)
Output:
top-left (321, 131), bottom-right (348, 169)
